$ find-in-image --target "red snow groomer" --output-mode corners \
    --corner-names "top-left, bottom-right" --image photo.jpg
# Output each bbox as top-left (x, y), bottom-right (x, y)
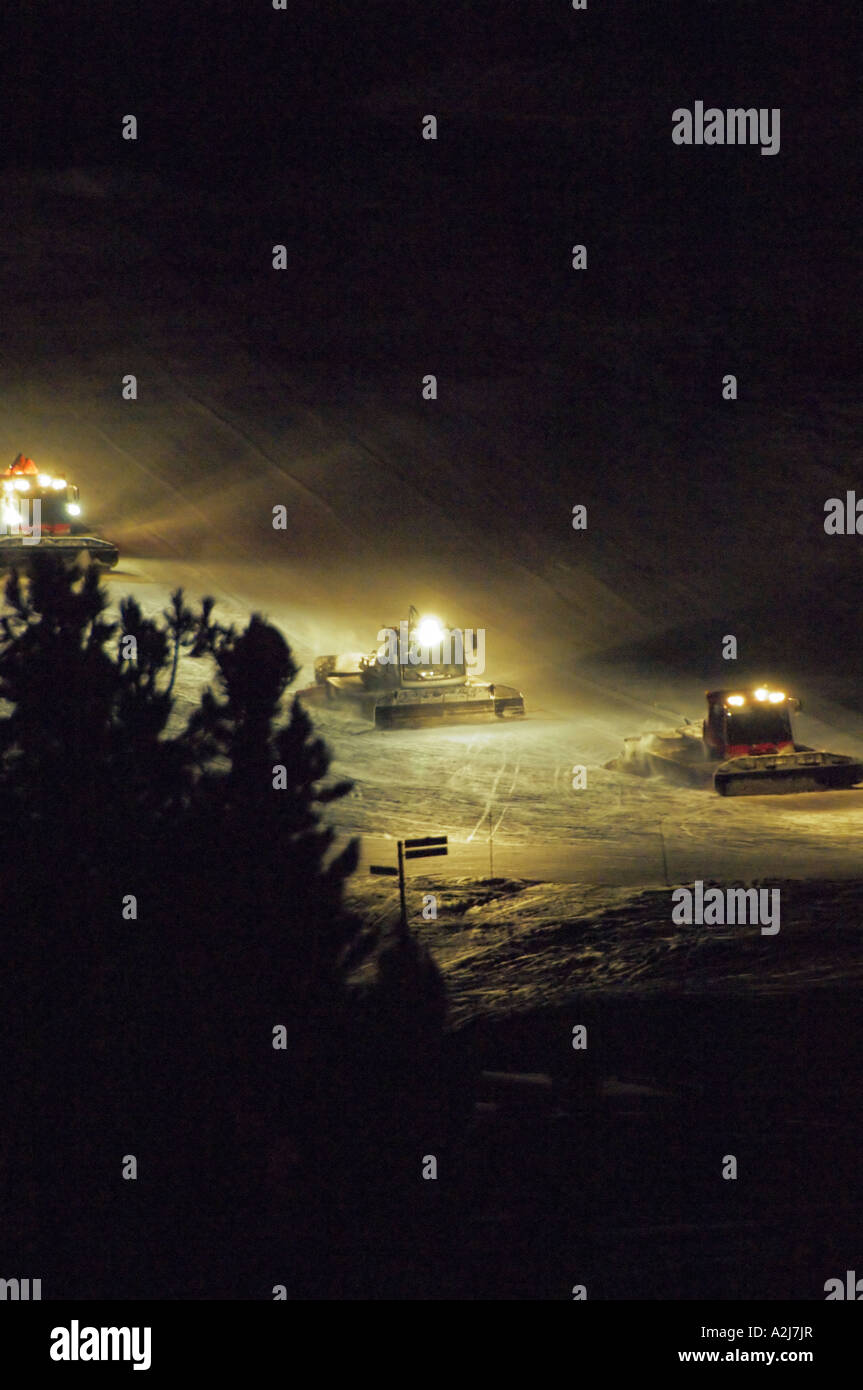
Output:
top-left (612, 685), bottom-right (863, 795)
top-left (0, 454), bottom-right (118, 569)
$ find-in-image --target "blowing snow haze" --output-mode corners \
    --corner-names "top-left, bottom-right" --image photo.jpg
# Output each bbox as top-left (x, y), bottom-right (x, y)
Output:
top-left (0, 2), bottom-right (857, 682)
top-left (0, 0), bottom-right (861, 1311)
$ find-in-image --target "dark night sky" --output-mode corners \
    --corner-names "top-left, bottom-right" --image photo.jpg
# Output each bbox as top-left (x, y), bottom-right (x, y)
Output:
top-left (1, 3), bottom-right (856, 180)
top-left (2, 6), bottom-right (840, 350)
top-left (0, 6), bottom-right (861, 1312)
top-left (0, 4), bottom-right (857, 527)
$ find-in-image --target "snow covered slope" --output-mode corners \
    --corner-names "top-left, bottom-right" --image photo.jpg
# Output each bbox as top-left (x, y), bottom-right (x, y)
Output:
top-left (0, 166), bottom-right (860, 888)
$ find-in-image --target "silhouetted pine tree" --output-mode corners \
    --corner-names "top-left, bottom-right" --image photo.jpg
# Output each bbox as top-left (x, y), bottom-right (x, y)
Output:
top-left (0, 556), bottom-right (453, 1297)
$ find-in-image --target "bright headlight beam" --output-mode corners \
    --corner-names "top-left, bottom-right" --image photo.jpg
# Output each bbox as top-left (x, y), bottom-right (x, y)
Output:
top-left (754, 687), bottom-right (769, 701)
top-left (415, 616), bottom-right (445, 647)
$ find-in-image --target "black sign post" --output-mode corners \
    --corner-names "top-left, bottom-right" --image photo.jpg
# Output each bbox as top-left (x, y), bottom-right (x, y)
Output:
top-left (397, 839), bottom-right (408, 934)
top-left (370, 835), bottom-right (448, 933)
